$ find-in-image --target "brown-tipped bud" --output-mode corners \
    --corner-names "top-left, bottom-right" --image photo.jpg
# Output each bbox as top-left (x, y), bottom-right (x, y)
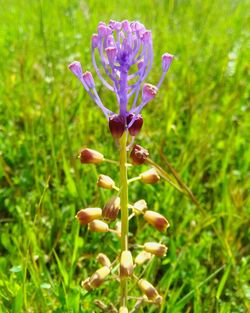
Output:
top-left (97, 174), bottom-right (115, 190)
top-left (119, 307), bottom-right (129, 313)
top-left (89, 266), bottom-right (110, 288)
top-left (109, 114), bottom-right (125, 138)
top-left (135, 251), bottom-right (152, 265)
top-left (79, 148), bottom-right (104, 164)
top-left (144, 210), bottom-right (170, 232)
top-left (120, 250), bottom-right (133, 277)
top-left (130, 144), bottom-right (149, 165)
top-left (88, 220), bottom-right (109, 232)
top-left (143, 242), bottom-right (168, 257)
top-left (103, 196), bottom-right (120, 221)
top-left (96, 253), bottom-right (111, 267)
top-left (126, 113), bottom-right (143, 136)
top-left (76, 208), bottom-right (102, 225)
top-left (133, 199), bottom-right (147, 215)
top-left (138, 279), bottom-right (159, 301)
top-left (81, 278), bottom-right (92, 291)
top-left (140, 168), bottom-right (160, 184)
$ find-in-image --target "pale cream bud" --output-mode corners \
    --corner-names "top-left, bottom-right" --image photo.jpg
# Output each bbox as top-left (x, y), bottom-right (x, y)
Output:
top-left (88, 220), bottom-right (109, 232)
top-left (143, 242), bottom-right (168, 257)
top-left (76, 208), bottom-right (102, 225)
top-left (97, 174), bottom-right (115, 189)
top-left (119, 307), bottom-right (128, 313)
top-left (89, 266), bottom-right (110, 288)
top-left (120, 250), bottom-right (133, 277)
top-left (81, 278), bottom-right (92, 291)
top-left (154, 295), bottom-right (163, 305)
top-left (135, 251), bottom-right (152, 265)
top-left (96, 253), bottom-right (111, 267)
top-left (79, 148), bottom-right (104, 164)
top-left (133, 199), bottom-right (147, 215)
top-left (115, 221), bottom-right (121, 237)
top-left (103, 196), bottom-right (120, 221)
top-left (144, 210), bottom-right (170, 232)
top-left (138, 279), bottom-right (159, 301)
top-left (140, 168), bottom-right (160, 184)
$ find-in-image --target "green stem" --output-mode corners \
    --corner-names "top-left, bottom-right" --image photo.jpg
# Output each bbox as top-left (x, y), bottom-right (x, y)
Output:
top-left (119, 132), bottom-right (129, 306)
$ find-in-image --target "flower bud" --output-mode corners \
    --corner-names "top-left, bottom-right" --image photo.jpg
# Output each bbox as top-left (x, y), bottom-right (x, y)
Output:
top-left (119, 307), bottom-right (128, 313)
top-left (120, 250), bottom-right (133, 277)
top-left (102, 196), bottom-right (120, 221)
top-left (79, 148), bottom-right (104, 164)
top-left (143, 210), bottom-right (170, 232)
top-left (109, 114), bottom-right (126, 138)
top-left (138, 279), bottom-right (159, 301)
top-left (76, 208), bottom-right (102, 225)
top-left (133, 199), bottom-right (147, 215)
top-left (162, 53), bottom-right (174, 72)
top-left (115, 221), bottom-right (121, 237)
top-left (68, 61), bottom-right (82, 78)
top-left (97, 174), bottom-right (115, 190)
top-left (135, 251), bottom-right (152, 265)
top-left (96, 253), bottom-right (111, 267)
top-left (142, 83), bottom-right (158, 103)
top-left (92, 34), bottom-right (99, 48)
top-left (143, 242), bottom-right (168, 257)
top-left (106, 46), bottom-right (117, 63)
top-left (82, 71), bottom-right (95, 90)
top-left (89, 266), bottom-right (110, 288)
top-left (88, 220), bottom-right (109, 232)
top-left (126, 114), bottom-right (143, 136)
top-left (140, 168), bottom-right (160, 184)
top-left (81, 277), bottom-right (92, 291)
top-left (130, 144), bottom-right (149, 165)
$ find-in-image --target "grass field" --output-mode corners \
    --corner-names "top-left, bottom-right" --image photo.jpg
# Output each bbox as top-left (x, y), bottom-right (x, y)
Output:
top-left (0, 0), bottom-right (250, 312)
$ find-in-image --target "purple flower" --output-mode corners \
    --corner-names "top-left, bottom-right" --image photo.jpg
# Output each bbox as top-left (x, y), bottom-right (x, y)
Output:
top-left (69, 20), bottom-right (174, 138)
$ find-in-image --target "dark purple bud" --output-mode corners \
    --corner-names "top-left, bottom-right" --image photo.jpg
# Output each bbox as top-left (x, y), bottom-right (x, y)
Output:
top-left (130, 144), bottom-right (149, 165)
top-left (109, 114), bottom-right (126, 138)
top-left (162, 53), bottom-right (174, 72)
top-left (126, 113), bottom-right (143, 136)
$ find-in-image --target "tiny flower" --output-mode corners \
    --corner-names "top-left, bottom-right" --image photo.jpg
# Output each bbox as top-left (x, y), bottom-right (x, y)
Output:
top-left (81, 277), bottom-right (92, 291)
top-left (120, 250), bottom-right (133, 277)
top-left (119, 307), bottom-right (129, 313)
top-left (132, 199), bottom-right (147, 215)
top-left (135, 251), bottom-right (152, 265)
top-left (82, 71), bottom-right (95, 90)
top-left (109, 114), bottom-right (126, 138)
top-left (142, 83), bottom-right (158, 103)
top-left (92, 34), bottom-right (99, 48)
top-left (102, 196), bottom-right (120, 221)
top-left (97, 174), bottom-right (115, 190)
top-left (96, 253), bottom-right (111, 267)
top-left (68, 61), bottom-right (82, 78)
top-left (130, 144), bottom-right (149, 165)
top-left (138, 279), bottom-right (159, 301)
top-left (76, 208), bottom-right (102, 225)
top-left (143, 210), bottom-right (170, 232)
top-left (79, 148), bottom-right (104, 164)
top-left (143, 242), bottom-right (168, 257)
top-left (162, 53), bottom-right (174, 72)
top-left (140, 168), bottom-right (160, 184)
top-left (89, 266), bottom-right (110, 288)
top-left (88, 220), bottom-right (109, 232)
top-left (106, 46), bottom-right (117, 63)
top-left (126, 114), bottom-right (143, 136)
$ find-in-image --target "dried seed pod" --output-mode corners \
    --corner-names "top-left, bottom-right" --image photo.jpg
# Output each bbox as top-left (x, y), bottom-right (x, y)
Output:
top-left (143, 242), bottom-right (168, 257)
top-left (103, 196), bottom-right (120, 221)
top-left (89, 220), bottom-right (109, 232)
top-left (97, 174), bottom-right (115, 190)
top-left (89, 266), bottom-right (110, 288)
top-left (96, 253), bottom-right (111, 267)
top-left (130, 144), bottom-right (149, 165)
top-left (81, 278), bottom-right (92, 291)
top-left (79, 148), bottom-right (104, 164)
top-left (138, 279), bottom-right (159, 301)
top-left (120, 250), bottom-right (133, 277)
top-left (143, 210), bottom-right (170, 232)
top-left (119, 307), bottom-right (129, 313)
top-left (135, 251), bottom-right (152, 265)
top-left (140, 168), bottom-right (160, 184)
top-left (133, 199), bottom-right (147, 215)
top-left (76, 208), bottom-right (102, 225)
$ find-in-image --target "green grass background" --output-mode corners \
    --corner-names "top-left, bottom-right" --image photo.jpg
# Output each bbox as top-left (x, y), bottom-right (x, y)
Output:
top-left (0, 0), bottom-right (249, 312)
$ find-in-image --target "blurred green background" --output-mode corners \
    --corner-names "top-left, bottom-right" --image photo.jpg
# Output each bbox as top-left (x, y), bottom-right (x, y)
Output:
top-left (0, 0), bottom-right (249, 312)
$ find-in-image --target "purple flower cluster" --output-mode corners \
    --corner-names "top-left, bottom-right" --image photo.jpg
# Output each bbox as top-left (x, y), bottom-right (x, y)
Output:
top-left (69, 20), bottom-right (173, 138)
